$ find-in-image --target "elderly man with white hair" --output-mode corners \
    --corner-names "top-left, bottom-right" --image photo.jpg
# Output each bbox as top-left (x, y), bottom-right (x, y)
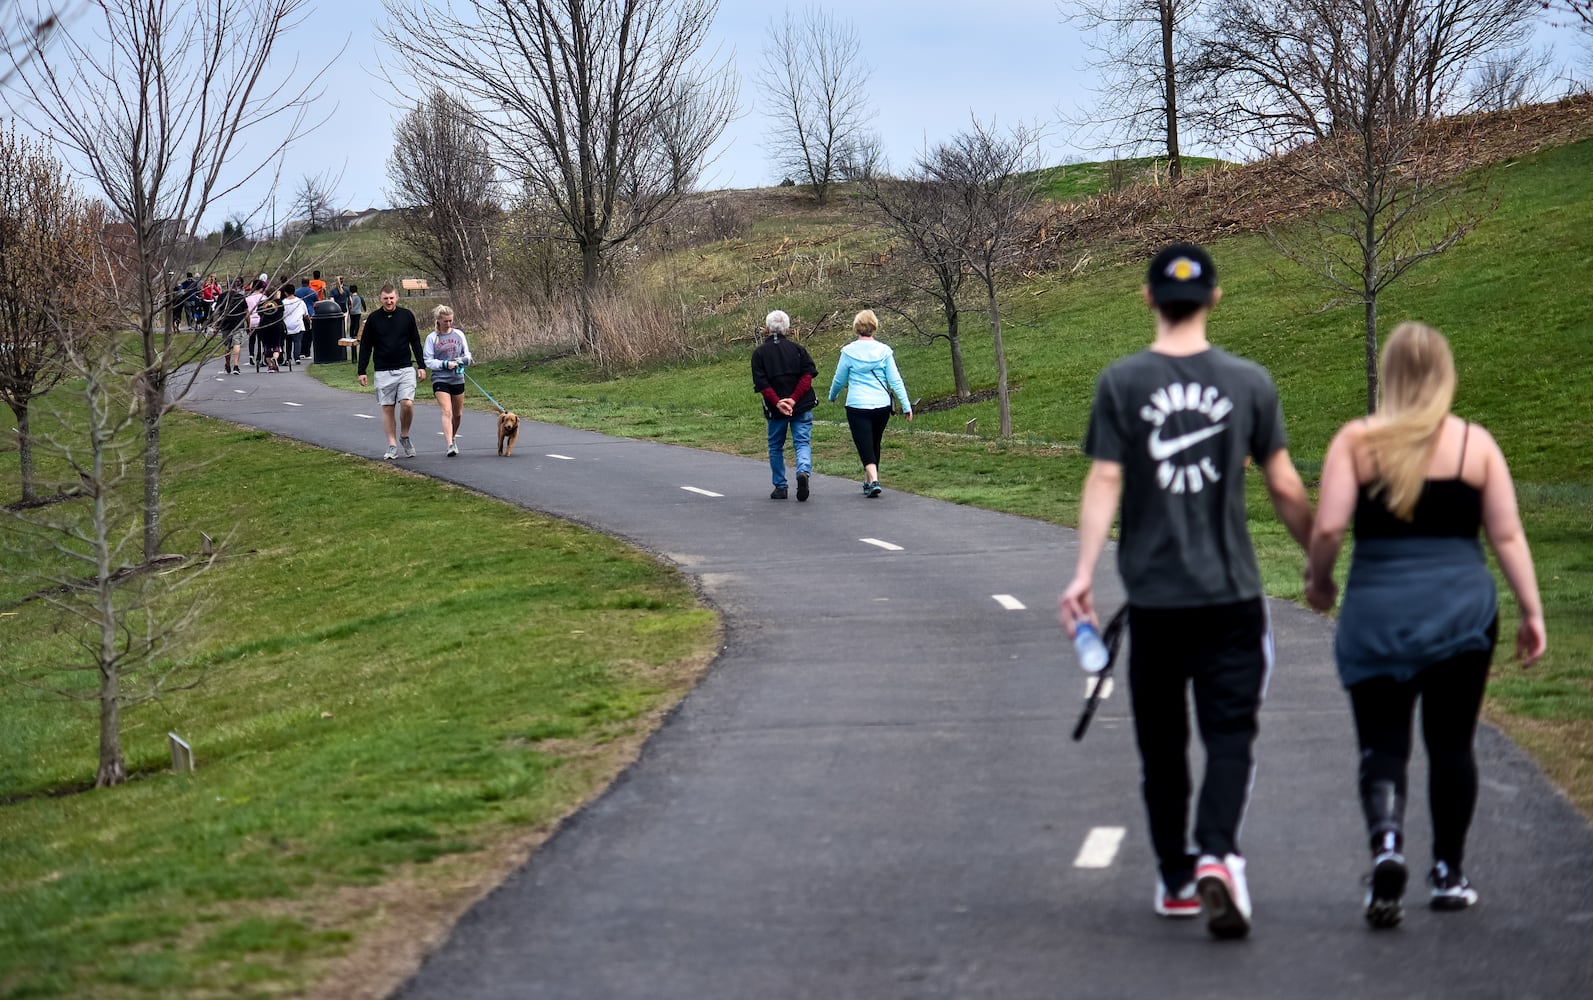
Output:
top-left (750, 309), bottom-right (819, 500)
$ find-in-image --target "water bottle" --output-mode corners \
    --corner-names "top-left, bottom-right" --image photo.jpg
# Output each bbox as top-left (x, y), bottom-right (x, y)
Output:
top-left (1073, 621), bottom-right (1109, 673)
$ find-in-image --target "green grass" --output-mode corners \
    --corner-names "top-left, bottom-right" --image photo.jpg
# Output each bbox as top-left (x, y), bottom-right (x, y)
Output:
top-left (1033, 155), bottom-right (1227, 200)
top-left (0, 408), bottom-right (717, 998)
top-left (318, 137), bottom-right (1593, 814)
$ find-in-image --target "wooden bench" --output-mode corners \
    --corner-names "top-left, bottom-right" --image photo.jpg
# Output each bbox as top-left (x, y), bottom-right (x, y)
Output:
top-left (400, 278), bottom-right (430, 295)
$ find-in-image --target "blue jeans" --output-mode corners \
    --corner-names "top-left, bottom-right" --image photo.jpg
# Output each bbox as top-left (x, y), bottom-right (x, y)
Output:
top-left (766, 410), bottom-right (813, 488)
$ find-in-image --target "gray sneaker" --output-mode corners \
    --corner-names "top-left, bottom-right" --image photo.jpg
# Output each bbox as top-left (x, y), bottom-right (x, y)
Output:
top-left (446, 442), bottom-right (459, 457)
top-left (400, 436), bottom-right (416, 458)
top-left (383, 444), bottom-right (398, 460)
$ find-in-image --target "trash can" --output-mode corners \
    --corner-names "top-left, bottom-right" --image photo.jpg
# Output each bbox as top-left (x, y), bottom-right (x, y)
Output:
top-left (310, 299), bottom-right (347, 363)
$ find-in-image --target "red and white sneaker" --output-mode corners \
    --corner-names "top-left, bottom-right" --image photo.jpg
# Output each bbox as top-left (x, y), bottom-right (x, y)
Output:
top-left (1196, 853), bottom-right (1252, 939)
top-left (1155, 875), bottom-right (1201, 918)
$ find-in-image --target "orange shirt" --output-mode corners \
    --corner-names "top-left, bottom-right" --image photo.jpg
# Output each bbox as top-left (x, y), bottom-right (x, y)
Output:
top-left (307, 279), bottom-right (326, 300)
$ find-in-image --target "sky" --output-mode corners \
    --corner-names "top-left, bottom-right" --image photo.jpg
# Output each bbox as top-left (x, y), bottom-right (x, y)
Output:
top-left (212, 0), bottom-right (1100, 230)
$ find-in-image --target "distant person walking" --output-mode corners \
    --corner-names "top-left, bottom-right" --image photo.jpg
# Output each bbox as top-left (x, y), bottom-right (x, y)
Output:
top-left (357, 284), bottom-right (427, 460)
top-left (423, 304), bottom-right (473, 457)
top-left (347, 284), bottom-right (365, 341)
top-left (281, 281), bottom-right (310, 364)
top-left (213, 279), bottom-right (249, 375)
top-left (827, 309), bottom-right (911, 498)
top-left (751, 309), bottom-right (818, 500)
top-left (1058, 244), bottom-right (1314, 940)
top-left (1304, 321), bottom-right (1546, 928)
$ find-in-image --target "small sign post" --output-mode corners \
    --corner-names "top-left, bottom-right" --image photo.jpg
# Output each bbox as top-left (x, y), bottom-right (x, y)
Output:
top-left (168, 732), bottom-right (194, 773)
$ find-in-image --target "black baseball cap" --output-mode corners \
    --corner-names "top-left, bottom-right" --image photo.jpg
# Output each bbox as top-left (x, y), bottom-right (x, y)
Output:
top-left (1147, 243), bottom-right (1217, 305)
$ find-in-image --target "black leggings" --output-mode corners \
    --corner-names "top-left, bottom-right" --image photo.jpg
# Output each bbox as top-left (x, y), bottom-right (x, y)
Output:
top-left (1347, 623), bottom-right (1496, 868)
top-left (845, 405), bottom-right (891, 469)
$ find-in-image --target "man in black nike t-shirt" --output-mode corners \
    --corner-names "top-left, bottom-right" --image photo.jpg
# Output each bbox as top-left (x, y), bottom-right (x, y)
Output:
top-left (1059, 243), bottom-right (1315, 940)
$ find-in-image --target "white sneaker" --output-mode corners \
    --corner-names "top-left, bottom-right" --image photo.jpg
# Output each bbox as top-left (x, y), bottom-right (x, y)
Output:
top-left (446, 442), bottom-right (458, 457)
top-left (382, 444), bottom-right (398, 460)
top-left (400, 436), bottom-right (416, 458)
top-left (1155, 875), bottom-right (1201, 918)
top-left (1196, 853), bottom-right (1252, 939)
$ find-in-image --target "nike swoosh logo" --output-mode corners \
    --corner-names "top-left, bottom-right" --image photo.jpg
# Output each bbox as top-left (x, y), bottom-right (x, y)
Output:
top-left (1148, 423), bottom-right (1228, 461)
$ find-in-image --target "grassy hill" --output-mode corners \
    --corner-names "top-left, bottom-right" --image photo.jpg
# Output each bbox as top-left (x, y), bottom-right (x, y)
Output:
top-left (315, 129), bottom-right (1593, 814)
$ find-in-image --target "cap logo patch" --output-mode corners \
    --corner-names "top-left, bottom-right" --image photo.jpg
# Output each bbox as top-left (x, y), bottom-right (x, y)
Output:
top-left (1166, 257), bottom-right (1201, 281)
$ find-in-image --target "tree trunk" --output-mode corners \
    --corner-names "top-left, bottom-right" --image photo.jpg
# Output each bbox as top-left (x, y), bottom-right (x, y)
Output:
top-left (92, 380), bottom-right (126, 788)
top-left (11, 400), bottom-right (34, 503)
top-left (1161, 0), bottom-right (1183, 184)
top-left (143, 373), bottom-right (163, 562)
top-left (580, 241), bottom-right (601, 350)
top-left (1364, 294), bottom-right (1380, 415)
top-left (987, 284), bottom-right (1011, 437)
top-left (945, 304), bottom-right (970, 398)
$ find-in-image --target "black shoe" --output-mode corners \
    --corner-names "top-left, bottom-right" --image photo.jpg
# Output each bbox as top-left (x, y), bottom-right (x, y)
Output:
top-left (1365, 848), bottom-right (1407, 928)
top-left (1429, 862), bottom-right (1478, 911)
top-left (865, 480), bottom-right (882, 498)
top-left (770, 486), bottom-right (788, 500)
top-left (796, 473), bottom-right (810, 501)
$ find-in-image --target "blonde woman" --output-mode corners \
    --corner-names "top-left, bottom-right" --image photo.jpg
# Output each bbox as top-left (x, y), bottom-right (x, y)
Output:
top-left (1306, 321), bottom-right (1545, 928)
top-left (422, 304), bottom-right (473, 457)
top-left (827, 309), bottom-right (912, 497)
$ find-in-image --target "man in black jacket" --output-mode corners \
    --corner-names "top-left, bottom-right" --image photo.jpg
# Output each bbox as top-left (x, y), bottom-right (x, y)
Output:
top-left (751, 309), bottom-right (818, 500)
top-left (356, 284), bottom-right (427, 459)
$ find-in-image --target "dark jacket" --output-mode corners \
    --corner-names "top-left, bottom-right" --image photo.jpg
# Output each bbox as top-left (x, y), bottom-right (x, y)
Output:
top-left (357, 306), bottom-right (425, 374)
top-left (751, 335), bottom-right (818, 418)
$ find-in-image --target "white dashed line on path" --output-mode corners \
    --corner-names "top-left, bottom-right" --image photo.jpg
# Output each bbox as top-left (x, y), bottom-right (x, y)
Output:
top-left (680, 486), bottom-right (724, 498)
top-left (860, 538), bottom-right (903, 552)
top-left (233, 389), bottom-right (247, 394)
top-left (1085, 676), bottom-right (1115, 701)
top-left (992, 594), bottom-right (1026, 611)
top-left (354, 413), bottom-right (375, 419)
top-left (546, 454), bottom-right (575, 460)
top-left (1073, 826), bottom-right (1126, 869)
top-left (283, 402), bottom-right (303, 407)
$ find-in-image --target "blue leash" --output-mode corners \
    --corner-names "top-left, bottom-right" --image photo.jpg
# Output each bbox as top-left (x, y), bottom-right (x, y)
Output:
top-left (462, 368), bottom-right (508, 414)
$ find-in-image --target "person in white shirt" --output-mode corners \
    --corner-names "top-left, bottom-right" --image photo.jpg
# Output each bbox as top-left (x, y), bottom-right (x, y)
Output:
top-left (280, 281), bottom-right (310, 366)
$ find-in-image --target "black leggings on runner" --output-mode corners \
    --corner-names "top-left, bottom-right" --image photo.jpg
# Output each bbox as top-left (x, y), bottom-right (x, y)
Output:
top-left (844, 405), bottom-right (891, 469)
top-left (1347, 621), bottom-right (1495, 868)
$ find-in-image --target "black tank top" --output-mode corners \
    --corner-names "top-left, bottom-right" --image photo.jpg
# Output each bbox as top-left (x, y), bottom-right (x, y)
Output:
top-left (1353, 423), bottom-right (1482, 539)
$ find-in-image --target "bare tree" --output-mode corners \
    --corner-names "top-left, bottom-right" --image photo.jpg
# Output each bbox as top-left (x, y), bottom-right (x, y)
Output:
top-left (387, 89), bottom-right (501, 297)
top-left (0, 125), bottom-right (101, 504)
top-left (1193, 0), bottom-right (1539, 410)
top-left (381, 0), bottom-right (737, 349)
top-left (291, 170), bottom-right (338, 234)
top-left (1063, 0), bottom-right (1210, 182)
top-left (858, 170), bottom-right (976, 398)
top-left (4, 326), bottom-right (219, 787)
top-left (5, 0), bottom-right (327, 560)
top-left (759, 5), bottom-right (875, 204)
top-left (920, 119), bottom-right (1043, 437)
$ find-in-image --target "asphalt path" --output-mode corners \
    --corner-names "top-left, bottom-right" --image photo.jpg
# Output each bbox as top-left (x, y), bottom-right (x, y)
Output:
top-left (181, 360), bottom-right (1593, 1000)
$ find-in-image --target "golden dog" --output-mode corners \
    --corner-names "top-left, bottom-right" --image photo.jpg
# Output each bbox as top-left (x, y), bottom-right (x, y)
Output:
top-left (496, 411), bottom-right (520, 456)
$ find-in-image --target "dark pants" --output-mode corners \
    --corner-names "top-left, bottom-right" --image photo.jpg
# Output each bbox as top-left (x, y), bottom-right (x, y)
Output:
top-left (1128, 598), bottom-right (1270, 885)
top-left (1347, 620), bottom-right (1495, 868)
top-left (348, 313), bottom-right (362, 340)
top-left (844, 405), bottom-right (891, 469)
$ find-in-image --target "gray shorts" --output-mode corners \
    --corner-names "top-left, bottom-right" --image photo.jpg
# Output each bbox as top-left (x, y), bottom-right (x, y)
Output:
top-left (374, 368), bottom-right (417, 406)
top-left (222, 328), bottom-right (247, 350)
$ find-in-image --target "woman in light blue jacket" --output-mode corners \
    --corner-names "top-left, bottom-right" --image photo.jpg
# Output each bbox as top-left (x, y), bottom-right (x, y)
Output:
top-left (828, 309), bottom-right (912, 497)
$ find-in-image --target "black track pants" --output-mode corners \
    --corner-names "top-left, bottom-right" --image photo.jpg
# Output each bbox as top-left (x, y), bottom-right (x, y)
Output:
top-left (1128, 598), bottom-right (1270, 884)
top-left (1347, 620), bottom-right (1495, 868)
